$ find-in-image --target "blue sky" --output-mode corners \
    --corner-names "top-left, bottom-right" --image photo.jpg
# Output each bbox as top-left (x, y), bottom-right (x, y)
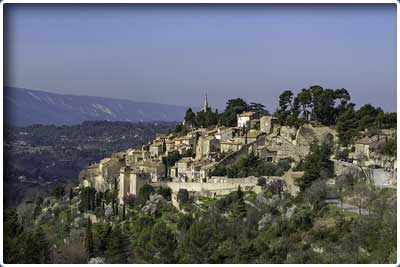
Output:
top-left (5, 4), bottom-right (397, 112)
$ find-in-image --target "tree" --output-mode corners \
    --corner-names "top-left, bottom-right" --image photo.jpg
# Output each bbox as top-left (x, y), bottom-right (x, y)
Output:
top-left (184, 108), bottom-right (196, 127)
top-left (4, 208), bottom-right (24, 263)
top-left (69, 187), bottom-right (74, 205)
top-left (79, 187), bottom-right (97, 212)
top-left (178, 219), bottom-right (219, 263)
top-left (297, 143), bottom-right (333, 192)
top-left (346, 183), bottom-right (373, 215)
top-left (157, 186), bottom-right (172, 201)
top-left (294, 88), bottom-right (312, 122)
top-left (122, 202), bottom-right (126, 220)
top-left (123, 193), bottom-right (136, 207)
top-left (382, 138), bottom-right (396, 157)
top-left (93, 222), bottom-right (112, 257)
top-left (336, 104), bottom-right (359, 146)
top-left (51, 183), bottom-right (65, 199)
top-left (138, 184), bottom-right (155, 206)
top-left (84, 218), bottom-right (94, 261)
top-left (304, 179), bottom-right (327, 210)
top-left (105, 225), bottom-right (129, 263)
top-left (257, 177), bottom-right (266, 187)
top-left (177, 214), bottom-right (194, 232)
top-left (177, 188), bottom-right (189, 206)
top-left (355, 104), bottom-right (382, 130)
top-left (335, 173), bottom-right (356, 208)
top-left (248, 102), bottom-right (270, 119)
top-left (149, 222), bottom-right (177, 263)
top-left (219, 98), bottom-right (249, 127)
top-left (231, 186), bottom-right (247, 219)
top-left (275, 90), bottom-right (294, 124)
top-left (21, 228), bottom-right (50, 263)
top-left (266, 179), bottom-right (285, 196)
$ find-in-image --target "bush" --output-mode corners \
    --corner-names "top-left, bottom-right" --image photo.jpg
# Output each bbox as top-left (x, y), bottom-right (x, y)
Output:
top-left (51, 184), bottom-right (65, 199)
top-left (257, 177), bottom-right (266, 187)
top-left (123, 194), bottom-right (136, 207)
top-left (138, 184), bottom-right (155, 206)
top-left (157, 186), bottom-right (172, 201)
top-left (177, 189), bottom-right (189, 205)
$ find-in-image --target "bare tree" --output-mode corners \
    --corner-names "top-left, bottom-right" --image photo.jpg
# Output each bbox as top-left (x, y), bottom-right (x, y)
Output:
top-left (346, 182), bottom-right (374, 215)
top-left (335, 172), bottom-right (356, 208)
top-left (304, 179), bottom-right (327, 210)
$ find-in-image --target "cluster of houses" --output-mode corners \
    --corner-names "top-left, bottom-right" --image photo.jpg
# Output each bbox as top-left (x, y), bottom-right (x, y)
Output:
top-left (79, 96), bottom-right (397, 204)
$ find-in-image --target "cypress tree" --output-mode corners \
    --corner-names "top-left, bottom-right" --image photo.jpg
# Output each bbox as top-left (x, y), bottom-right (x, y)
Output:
top-left (122, 203), bottom-right (126, 221)
top-left (232, 185), bottom-right (247, 219)
top-left (34, 226), bottom-right (51, 263)
top-left (69, 187), bottom-right (73, 205)
top-left (84, 218), bottom-right (94, 261)
top-left (105, 225), bottom-right (129, 263)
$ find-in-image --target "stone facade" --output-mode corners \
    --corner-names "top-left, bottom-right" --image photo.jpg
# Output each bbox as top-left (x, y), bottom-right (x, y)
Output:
top-left (237, 111), bottom-right (256, 128)
top-left (119, 166), bottom-right (149, 204)
top-left (260, 115), bottom-right (277, 134)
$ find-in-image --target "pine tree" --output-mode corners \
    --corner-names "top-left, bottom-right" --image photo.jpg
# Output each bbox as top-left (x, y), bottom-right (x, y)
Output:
top-left (84, 218), bottom-right (94, 261)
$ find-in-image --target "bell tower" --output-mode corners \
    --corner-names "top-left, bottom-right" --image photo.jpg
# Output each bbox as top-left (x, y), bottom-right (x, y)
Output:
top-left (202, 93), bottom-right (209, 112)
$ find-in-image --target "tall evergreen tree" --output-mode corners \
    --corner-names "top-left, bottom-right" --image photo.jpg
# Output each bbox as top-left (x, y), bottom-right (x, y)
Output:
top-left (84, 218), bottom-right (94, 261)
top-left (231, 185), bottom-right (247, 219)
top-left (105, 225), bottom-right (129, 263)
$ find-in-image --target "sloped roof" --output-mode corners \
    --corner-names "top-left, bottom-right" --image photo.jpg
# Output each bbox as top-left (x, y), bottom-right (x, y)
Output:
top-left (238, 111), bottom-right (256, 117)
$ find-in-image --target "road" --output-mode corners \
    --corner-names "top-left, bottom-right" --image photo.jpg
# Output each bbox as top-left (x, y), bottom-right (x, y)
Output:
top-left (325, 199), bottom-right (370, 215)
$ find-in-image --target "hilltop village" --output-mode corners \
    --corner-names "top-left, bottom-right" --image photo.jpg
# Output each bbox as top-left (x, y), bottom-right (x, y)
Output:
top-left (5, 87), bottom-right (397, 264)
top-left (79, 93), bottom-right (397, 208)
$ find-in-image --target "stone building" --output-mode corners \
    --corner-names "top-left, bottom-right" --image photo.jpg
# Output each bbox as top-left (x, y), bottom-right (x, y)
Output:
top-left (257, 145), bottom-right (278, 162)
top-left (220, 138), bottom-right (243, 153)
top-left (215, 127), bottom-right (234, 142)
top-left (260, 115), bottom-right (277, 134)
top-left (351, 135), bottom-right (394, 167)
top-left (195, 135), bottom-right (220, 159)
top-left (150, 141), bottom-right (164, 158)
top-left (80, 156), bottom-right (124, 192)
top-left (237, 111), bottom-right (256, 128)
top-left (135, 160), bottom-right (165, 182)
top-left (118, 166), bottom-right (149, 204)
top-left (175, 157), bottom-right (194, 181)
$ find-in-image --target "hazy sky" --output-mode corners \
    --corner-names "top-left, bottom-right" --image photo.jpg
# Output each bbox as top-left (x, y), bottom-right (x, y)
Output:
top-left (5, 4), bottom-right (397, 112)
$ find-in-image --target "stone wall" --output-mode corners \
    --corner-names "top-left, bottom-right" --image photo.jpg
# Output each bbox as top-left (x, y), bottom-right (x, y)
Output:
top-left (158, 181), bottom-right (262, 197)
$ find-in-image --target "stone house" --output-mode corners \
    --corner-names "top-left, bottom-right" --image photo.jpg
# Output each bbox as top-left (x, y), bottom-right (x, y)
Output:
top-left (352, 135), bottom-right (393, 167)
top-left (150, 141), bottom-right (164, 158)
top-left (260, 115), bottom-right (277, 134)
top-left (176, 157), bottom-right (194, 181)
top-left (220, 138), bottom-right (243, 154)
top-left (174, 134), bottom-right (196, 148)
top-left (125, 149), bottom-right (145, 165)
top-left (118, 166), bottom-right (149, 204)
top-left (237, 111), bottom-right (256, 128)
top-left (196, 135), bottom-right (220, 159)
top-left (200, 162), bottom-right (218, 180)
top-left (257, 146), bottom-right (278, 162)
top-left (165, 139), bottom-right (175, 151)
top-left (134, 160), bottom-right (165, 182)
top-left (215, 127), bottom-right (234, 142)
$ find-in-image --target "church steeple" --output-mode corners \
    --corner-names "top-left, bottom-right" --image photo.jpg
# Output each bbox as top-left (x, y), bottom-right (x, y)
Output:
top-left (202, 93), bottom-right (209, 112)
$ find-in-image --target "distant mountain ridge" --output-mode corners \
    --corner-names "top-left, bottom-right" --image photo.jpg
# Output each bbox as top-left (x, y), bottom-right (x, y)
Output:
top-left (4, 87), bottom-right (190, 126)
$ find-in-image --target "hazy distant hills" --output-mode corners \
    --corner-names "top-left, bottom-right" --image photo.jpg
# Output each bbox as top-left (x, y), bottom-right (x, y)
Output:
top-left (4, 87), bottom-right (189, 126)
